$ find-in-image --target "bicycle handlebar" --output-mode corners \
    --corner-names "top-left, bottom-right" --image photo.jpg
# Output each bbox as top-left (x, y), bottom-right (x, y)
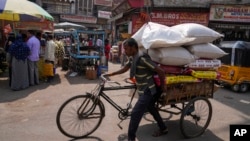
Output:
top-left (100, 74), bottom-right (136, 86)
top-left (100, 74), bottom-right (121, 85)
top-left (100, 74), bottom-right (108, 82)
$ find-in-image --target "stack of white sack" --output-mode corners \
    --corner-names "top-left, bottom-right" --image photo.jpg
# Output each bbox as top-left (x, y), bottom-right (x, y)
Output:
top-left (133, 22), bottom-right (227, 69)
top-left (171, 23), bottom-right (228, 70)
top-left (132, 22), bottom-right (228, 85)
top-left (132, 22), bottom-right (195, 49)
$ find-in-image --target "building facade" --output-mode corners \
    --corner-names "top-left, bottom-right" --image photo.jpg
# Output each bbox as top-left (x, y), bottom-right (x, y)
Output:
top-left (37, 0), bottom-right (119, 30)
top-left (110, 0), bottom-right (250, 43)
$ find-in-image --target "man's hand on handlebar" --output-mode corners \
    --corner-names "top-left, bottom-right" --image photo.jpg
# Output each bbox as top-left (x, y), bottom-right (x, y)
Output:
top-left (101, 74), bottom-right (111, 81)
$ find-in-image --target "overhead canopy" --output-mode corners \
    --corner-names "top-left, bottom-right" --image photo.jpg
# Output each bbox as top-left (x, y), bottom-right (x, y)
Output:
top-left (0, 0), bottom-right (54, 31)
top-left (0, 0), bottom-right (54, 22)
top-left (54, 22), bottom-right (86, 30)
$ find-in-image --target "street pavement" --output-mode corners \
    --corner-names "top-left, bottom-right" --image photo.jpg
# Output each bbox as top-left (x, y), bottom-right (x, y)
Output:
top-left (0, 62), bottom-right (250, 141)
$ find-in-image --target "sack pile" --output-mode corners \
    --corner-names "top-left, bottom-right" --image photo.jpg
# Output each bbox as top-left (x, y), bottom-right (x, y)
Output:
top-left (132, 22), bottom-right (227, 85)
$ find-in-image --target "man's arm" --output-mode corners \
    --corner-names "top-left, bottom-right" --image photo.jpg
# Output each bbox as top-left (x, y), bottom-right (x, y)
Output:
top-left (105, 65), bottom-right (130, 77)
top-left (154, 66), bottom-right (167, 93)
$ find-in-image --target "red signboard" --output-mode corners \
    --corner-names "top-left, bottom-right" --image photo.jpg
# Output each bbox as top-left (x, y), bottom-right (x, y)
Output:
top-left (13, 21), bottom-right (54, 31)
top-left (150, 11), bottom-right (209, 26)
top-left (132, 11), bottom-right (209, 34)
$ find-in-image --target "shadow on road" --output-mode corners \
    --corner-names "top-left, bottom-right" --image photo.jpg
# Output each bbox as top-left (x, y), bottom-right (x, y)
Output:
top-left (69, 136), bottom-right (103, 141)
top-left (63, 70), bottom-right (99, 85)
top-left (137, 120), bottom-right (223, 141)
top-left (0, 72), bottom-right (61, 103)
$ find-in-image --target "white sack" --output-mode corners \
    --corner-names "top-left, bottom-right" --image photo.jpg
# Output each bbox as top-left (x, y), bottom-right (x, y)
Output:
top-left (132, 22), bottom-right (195, 49)
top-left (187, 43), bottom-right (228, 59)
top-left (171, 23), bottom-right (224, 45)
top-left (148, 47), bottom-right (196, 66)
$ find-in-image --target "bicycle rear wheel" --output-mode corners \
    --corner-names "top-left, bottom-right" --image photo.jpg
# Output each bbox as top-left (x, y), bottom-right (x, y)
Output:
top-left (56, 94), bottom-right (104, 138)
top-left (180, 97), bottom-right (212, 138)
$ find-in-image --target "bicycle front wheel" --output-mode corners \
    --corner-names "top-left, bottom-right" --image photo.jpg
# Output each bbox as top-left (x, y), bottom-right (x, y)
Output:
top-left (56, 94), bottom-right (104, 138)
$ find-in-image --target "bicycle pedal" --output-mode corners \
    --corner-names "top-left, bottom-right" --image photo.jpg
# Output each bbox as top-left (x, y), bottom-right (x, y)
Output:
top-left (117, 120), bottom-right (124, 130)
top-left (127, 103), bottom-right (132, 109)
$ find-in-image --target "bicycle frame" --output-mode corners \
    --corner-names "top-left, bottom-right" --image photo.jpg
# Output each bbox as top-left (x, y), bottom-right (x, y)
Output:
top-left (101, 84), bottom-right (136, 116)
top-left (86, 77), bottom-right (137, 121)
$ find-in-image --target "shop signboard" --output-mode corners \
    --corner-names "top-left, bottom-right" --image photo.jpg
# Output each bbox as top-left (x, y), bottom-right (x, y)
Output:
top-left (98, 10), bottom-right (111, 19)
top-left (153, 0), bottom-right (211, 7)
top-left (210, 4), bottom-right (250, 23)
top-left (132, 11), bottom-right (209, 34)
top-left (94, 0), bottom-right (112, 7)
top-left (60, 15), bottom-right (97, 24)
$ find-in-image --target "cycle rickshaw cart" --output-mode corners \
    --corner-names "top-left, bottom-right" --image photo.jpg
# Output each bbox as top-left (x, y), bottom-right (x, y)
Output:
top-left (56, 74), bottom-right (217, 139)
top-left (68, 29), bottom-right (108, 76)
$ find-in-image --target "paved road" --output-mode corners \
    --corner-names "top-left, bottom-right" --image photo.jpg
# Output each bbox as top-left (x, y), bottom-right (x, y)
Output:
top-left (0, 62), bottom-right (249, 141)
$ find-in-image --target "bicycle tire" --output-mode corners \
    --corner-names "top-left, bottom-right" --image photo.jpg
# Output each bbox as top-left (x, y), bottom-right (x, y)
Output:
top-left (180, 97), bottom-right (212, 138)
top-left (56, 94), bottom-right (104, 138)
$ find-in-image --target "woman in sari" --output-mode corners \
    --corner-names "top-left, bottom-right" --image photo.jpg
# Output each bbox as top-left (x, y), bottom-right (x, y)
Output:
top-left (9, 34), bottom-right (30, 90)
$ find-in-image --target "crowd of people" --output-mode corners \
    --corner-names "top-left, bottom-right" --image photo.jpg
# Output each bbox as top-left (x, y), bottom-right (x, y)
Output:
top-left (4, 30), bottom-right (65, 91)
top-left (3, 29), bottom-right (128, 91)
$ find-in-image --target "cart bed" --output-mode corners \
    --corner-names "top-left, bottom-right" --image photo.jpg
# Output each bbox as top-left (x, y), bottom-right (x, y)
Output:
top-left (159, 80), bottom-right (216, 105)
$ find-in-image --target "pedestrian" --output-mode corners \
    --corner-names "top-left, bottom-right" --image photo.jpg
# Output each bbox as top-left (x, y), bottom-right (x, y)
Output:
top-left (36, 32), bottom-right (46, 58)
top-left (4, 33), bottom-right (16, 86)
top-left (9, 34), bottom-right (30, 90)
top-left (105, 38), bottom-right (168, 141)
top-left (120, 40), bottom-right (128, 67)
top-left (104, 39), bottom-right (111, 66)
top-left (27, 30), bottom-right (40, 86)
top-left (44, 34), bottom-right (56, 82)
top-left (88, 38), bottom-right (93, 46)
top-left (96, 36), bottom-right (103, 53)
top-left (54, 37), bottom-right (65, 67)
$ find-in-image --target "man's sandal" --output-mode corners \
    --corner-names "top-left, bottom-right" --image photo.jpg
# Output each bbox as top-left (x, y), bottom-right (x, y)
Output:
top-left (152, 128), bottom-right (168, 137)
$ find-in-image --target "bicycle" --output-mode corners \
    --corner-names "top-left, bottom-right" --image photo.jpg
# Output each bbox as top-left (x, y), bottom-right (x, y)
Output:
top-left (56, 75), bottom-right (136, 138)
top-left (56, 74), bottom-right (214, 139)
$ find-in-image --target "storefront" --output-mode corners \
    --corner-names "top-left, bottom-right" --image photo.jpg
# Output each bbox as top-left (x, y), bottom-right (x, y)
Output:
top-left (132, 10), bottom-right (209, 34)
top-left (114, 9), bottom-right (210, 40)
top-left (110, 0), bottom-right (211, 42)
top-left (209, 4), bottom-right (250, 41)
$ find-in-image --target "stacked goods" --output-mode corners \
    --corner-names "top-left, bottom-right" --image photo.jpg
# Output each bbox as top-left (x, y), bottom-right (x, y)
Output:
top-left (132, 22), bottom-right (195, 49)
top-left (171, 23), bottom-right (224, 45)
top-left (132, 22), bottom-right (226, 104)
top-left (148, 46), bottom-right (196, 66)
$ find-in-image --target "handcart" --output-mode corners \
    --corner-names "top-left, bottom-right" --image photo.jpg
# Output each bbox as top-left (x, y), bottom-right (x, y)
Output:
top-left (56, 74), bottom-right (217, 139)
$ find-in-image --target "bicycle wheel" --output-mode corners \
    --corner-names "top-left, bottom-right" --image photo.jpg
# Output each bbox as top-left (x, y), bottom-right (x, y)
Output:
top-left (56, 94), bottom-right (104, 138)
top-left (180, 97), bottom-right (212, 138)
